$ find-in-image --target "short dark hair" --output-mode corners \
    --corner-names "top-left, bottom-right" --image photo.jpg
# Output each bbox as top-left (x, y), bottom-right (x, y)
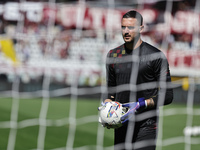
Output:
top-left (122, 10), bottom-right (143, 26)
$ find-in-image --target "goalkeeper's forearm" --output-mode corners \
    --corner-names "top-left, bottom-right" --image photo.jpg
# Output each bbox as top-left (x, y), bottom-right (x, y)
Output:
top-left (124, 98), bottom-right (155, 109)
top-left (145, 98), bottom-right (155, 108)
top-left (104, 97), bottom-right (155, 108)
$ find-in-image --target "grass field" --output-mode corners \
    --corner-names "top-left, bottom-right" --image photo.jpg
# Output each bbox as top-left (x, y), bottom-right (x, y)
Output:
top-left (0, 97), bottom-right (199, 150)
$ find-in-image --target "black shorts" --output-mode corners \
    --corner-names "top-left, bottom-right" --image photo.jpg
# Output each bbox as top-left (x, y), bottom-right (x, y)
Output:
top-left (114, 118), bottom-right (157, 150)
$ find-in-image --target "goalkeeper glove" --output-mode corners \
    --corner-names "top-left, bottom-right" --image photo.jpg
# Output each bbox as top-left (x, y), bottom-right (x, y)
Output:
top-left (98, 101), bottom-right (108, 111)
top-left (120, 97), bottom-right (147, 124)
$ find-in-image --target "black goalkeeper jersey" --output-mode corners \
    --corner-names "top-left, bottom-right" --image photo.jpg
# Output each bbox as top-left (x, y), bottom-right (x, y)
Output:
top-left (105, 42), bottom-right (173, 108)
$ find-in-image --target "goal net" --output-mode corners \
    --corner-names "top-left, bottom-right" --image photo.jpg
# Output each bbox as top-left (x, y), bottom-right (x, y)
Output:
top-left (0, 0), bottom-right (200, 150)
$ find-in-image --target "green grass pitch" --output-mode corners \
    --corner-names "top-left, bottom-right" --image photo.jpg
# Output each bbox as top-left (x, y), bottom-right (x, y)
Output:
top-left (0, 97), bottom-right (199, 150)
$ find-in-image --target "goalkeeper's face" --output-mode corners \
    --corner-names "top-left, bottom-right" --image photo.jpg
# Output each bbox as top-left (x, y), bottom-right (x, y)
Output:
top-left (121, 18), bottom-right (143, 44)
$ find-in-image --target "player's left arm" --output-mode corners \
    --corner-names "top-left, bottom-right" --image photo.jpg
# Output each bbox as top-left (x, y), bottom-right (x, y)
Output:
top-left (152, 52), bottom-right (173, 106)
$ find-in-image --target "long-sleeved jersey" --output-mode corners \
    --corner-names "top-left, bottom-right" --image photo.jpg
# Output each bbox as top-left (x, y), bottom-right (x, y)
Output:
top-left (105, 42), bottom-right (173, 109)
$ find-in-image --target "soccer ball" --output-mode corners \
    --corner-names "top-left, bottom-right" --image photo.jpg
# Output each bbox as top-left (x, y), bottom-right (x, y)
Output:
top-left (99, 101), bottom-right (126, 128)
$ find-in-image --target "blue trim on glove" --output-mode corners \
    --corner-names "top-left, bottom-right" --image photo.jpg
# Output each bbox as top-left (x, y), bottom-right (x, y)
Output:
top-left (138, 97), bottom-right (146, 109)
top-left (98, 102), bottom-right (108, 111)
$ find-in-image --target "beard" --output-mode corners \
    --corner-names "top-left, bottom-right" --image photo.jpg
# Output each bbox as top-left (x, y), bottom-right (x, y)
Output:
top-left (123, 33), bottom-right (140, 46)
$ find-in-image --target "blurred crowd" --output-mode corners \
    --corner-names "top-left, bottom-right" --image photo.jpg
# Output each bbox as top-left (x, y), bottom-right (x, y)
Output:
top-left (0, 0), bottom-right (199, 85)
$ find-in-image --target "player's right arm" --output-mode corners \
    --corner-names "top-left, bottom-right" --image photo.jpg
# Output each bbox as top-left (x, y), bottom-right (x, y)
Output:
top-left (104, 50), bottom-right (116, 103)
top-left (104, 96), bottom-right (114, 103)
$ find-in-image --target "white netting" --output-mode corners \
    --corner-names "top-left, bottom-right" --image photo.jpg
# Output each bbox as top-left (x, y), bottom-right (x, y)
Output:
top-left (0, 0), bottom-right (200, 150)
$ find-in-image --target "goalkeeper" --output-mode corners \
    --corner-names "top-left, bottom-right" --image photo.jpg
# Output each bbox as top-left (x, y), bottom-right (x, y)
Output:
top-left (102, 10), bottom-right (173, 150)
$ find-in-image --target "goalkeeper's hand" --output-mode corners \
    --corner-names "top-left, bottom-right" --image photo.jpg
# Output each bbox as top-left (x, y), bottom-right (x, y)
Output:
top-left (120, 98), bottom-right (147, 124)
top-left (98, 99), bottom-right (113, 111)
top-left (98, 101), bottom-right (108, 111)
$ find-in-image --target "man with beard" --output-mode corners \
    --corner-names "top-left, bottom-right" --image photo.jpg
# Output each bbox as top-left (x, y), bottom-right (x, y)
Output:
top-left (102, 10), bottom-right (173, 150)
